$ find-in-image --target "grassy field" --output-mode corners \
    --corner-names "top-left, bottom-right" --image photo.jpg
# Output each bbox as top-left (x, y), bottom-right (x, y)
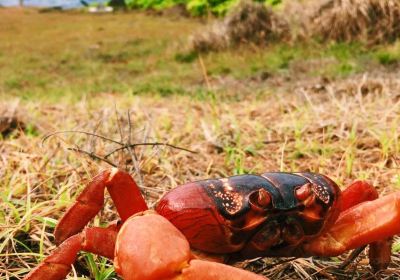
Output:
top-left (1, 6), bottom-right (400, 280)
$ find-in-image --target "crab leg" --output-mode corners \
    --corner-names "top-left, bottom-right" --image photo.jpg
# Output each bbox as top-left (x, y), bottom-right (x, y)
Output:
top-left (23, 225), bottom-right (118, 280)
top-left (115, 211), bottom-right (267, 280)
top-left (54, 168), bottom-right (147, 244)
top-left (303, 191), bottom-right (400, 261)
top-left (340, 181), bottom-right (392, 271)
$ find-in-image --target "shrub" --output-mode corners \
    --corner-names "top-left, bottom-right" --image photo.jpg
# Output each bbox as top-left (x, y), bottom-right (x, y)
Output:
top-left (309, 0), bottom-right (400, 44)
top-left (190, 0), bottom-right (289, 52)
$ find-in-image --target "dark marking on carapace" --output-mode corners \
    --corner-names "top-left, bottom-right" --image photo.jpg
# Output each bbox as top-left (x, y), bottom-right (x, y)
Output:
top-left (199, 175), bottom-right (281, 219)
top-left (295, 172), bottom-right (339, 207)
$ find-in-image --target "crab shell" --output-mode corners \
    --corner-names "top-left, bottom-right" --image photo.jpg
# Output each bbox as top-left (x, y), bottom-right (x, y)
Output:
top-left (156, 172), bottom-right (341, 258)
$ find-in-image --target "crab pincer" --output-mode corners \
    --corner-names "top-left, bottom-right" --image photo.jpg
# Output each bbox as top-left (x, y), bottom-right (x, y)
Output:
top-left (114, 211), bottom-right (266, 280)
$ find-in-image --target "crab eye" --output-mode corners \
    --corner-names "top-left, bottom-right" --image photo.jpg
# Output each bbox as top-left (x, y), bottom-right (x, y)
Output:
top-left (257, 189), bottom-right (271, 207)
top-left (250, 189), bottom-right (271, 209)
top-left (295, 183), bottom-right (311, 201)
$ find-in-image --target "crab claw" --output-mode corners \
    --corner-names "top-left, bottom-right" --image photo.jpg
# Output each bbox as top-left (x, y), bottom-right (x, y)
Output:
top-left (115, 211), bottom-right (266, 280)
top-left (303, 191), bottom-right (400, 257)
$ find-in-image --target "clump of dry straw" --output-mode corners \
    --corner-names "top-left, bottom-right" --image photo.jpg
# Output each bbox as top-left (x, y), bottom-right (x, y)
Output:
top-left (191, 0), bottom-right (290, 52)
top-left (310, 0), bottom-right (400, 44)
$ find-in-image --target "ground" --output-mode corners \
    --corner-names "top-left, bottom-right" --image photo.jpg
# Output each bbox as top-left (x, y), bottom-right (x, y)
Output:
top-left (1, 7), bottom-right (400, 280)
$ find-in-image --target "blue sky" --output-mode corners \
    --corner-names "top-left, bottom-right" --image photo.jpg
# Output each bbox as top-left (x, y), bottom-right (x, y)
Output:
top-left (0, 0), bottom-right (107, 8)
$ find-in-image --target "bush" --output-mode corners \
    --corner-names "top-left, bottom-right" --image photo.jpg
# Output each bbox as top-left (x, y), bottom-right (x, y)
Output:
top-left (190, 0), bottom-right (289, 52)
top-left (310, 0), bottom-right (400, 44)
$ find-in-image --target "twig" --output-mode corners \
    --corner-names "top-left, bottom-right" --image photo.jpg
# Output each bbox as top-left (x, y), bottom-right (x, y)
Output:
top-left (114, 104), bottom-right (124, 143)
top-left (90, 119), bottom-right (102, 156)
top-left (126, 110), bottom-right (143, 186)
top-left (339, 246), bottom-right (366, 269)
top-left (68, 147), bottom-right (117, 167)
top-left (263, 139), bottom-right (283, 145)
top-left (43, 130), bottom-right (197, 158)
top-left (254, 257), bottom-right (298, 273)
top-left (104, 142), bottom-right (198, 159)
top-left (42, 130), bottom-right (124, 146)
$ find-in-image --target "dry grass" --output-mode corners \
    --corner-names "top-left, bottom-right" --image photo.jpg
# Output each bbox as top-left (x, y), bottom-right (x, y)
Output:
top-left (2, 73), bottom-right (400, 279)
top-left (191, 0), bottom-right (290, 52)
top-left (309, 0), bottom-right (400, 44)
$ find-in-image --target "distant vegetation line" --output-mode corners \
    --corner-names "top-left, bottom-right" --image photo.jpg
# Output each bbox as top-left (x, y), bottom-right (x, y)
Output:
top-left (0, 0), bottom-right (281, 16)
top-left (123, 0), bottom-right (281, 16)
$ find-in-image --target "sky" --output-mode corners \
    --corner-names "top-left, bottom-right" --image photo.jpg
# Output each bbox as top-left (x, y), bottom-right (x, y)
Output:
top-left (0, 0), bottom-right (107, 8)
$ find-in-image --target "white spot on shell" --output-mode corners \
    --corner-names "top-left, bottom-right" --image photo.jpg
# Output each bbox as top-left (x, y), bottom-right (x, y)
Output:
top-left (210, 181), bottom-right (243, 215)
top-left (312, 183), bottom-right (330, 204)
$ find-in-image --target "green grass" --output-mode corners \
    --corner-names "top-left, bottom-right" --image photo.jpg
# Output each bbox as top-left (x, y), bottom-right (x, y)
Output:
top-left (1, 9), bottom-right (400, 103)
top-left (375, 42), bottom-right (400, 66)
top-left (1, 6), bottom-right (400, 280)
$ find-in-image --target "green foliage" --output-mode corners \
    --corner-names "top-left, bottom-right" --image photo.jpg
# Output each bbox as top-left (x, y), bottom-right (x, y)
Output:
top-left (377, 51), bottom-right (399, 66)
top-left (84, 253), bottom-right (116, 280)
top-left (125, 0), bottom-right (185, 10)
top-left (125, 0), bottom-right (281, 16)
top-left (174, 51), bottom-right (198, 63)
top-left (393, 240), bottom-right (400, 253)
top-left (187, 0), bottom-right (237, 16)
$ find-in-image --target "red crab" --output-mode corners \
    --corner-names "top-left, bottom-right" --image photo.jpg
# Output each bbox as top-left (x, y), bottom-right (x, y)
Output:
top-left (24, 168), bottom-right (400, 280)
